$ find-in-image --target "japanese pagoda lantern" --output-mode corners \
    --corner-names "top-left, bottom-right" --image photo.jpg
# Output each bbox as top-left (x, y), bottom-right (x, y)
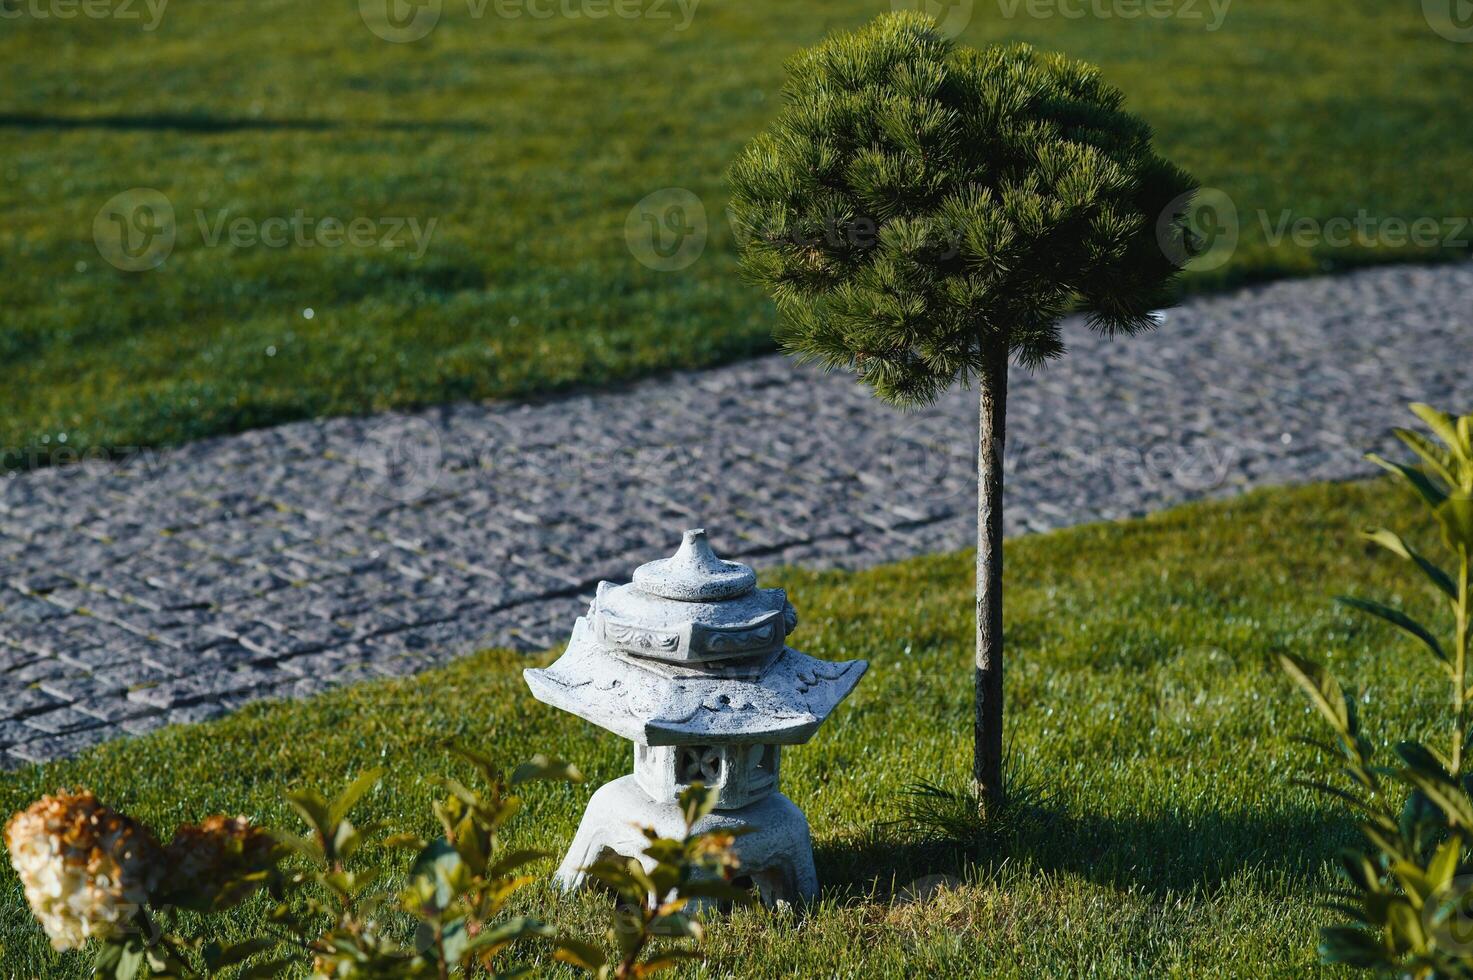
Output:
top-left (524, 529), bottom-right (868, 904)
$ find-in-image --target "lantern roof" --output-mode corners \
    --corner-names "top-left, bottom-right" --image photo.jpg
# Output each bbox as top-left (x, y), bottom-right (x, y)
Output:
top-left (523, 528), bottom-right (867, 746)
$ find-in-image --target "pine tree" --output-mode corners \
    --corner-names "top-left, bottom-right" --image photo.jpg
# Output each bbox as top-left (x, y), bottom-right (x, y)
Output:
top-left (727, 12), bottom-right (1198, 804)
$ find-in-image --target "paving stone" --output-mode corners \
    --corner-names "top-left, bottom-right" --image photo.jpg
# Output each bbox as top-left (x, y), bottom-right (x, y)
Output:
top-left (23, 705), bottom-right (108, 736)
top-left (126, 668), bottom-right (282, 710)
top-left (73, 697), bottom-right (162, 724)
top-left (120, 714), bottom-right (170, 737)
top-left (4, 686), bottom-right (68, 719)
top-left (7, 728), bottom-right (112, 764)
top-left (0, 263), bottom-right (1470, 765)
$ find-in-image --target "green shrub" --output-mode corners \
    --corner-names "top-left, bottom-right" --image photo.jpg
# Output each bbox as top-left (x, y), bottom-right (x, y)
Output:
top-left (1282, 404), bottom-right (1473, 974)
top-left (3, 749), bottom-right (742, 979)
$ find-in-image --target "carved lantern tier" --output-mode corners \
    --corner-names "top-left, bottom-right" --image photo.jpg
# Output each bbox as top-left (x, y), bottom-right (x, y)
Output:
top-left (524, 528), bottom-right (867, 904)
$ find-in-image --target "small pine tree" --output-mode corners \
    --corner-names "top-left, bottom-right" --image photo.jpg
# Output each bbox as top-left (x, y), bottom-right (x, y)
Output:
top-left (727, 12), bottom-right (1198, 803)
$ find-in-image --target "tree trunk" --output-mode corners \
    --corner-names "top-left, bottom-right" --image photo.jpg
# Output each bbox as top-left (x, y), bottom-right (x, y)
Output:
top-left (974, 348), bottom-right (1008, 807)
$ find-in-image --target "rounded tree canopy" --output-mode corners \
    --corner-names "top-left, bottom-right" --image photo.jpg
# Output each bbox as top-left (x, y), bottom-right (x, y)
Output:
top-left (727, 11), bottom-right (1198, 407)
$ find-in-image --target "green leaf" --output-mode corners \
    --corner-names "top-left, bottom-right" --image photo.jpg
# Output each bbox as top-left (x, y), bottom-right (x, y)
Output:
top-left (553, 937), bottom-right (609, 972)
top-left (1367, 454), bottom-right (1449, 510)
top-left (382, 832), bottom-right (427, 850)
top-left (1411, 403), bottom-right (1469, 458)
top-left (209, 937), bottom-right (277, 970)
top-left (679, 783), bottom-right (718, 828)
top-left (116, 943), bottom-right (144, 980)
top-left (466, 915), bottom-right (554, 952)
top-left (439, 918), bottom-right (471, 966)
top-left (1391, 860), bottom-right (1434, 904)
top-left (642, 839), bottom-right (685, 865)
top-left (583, 859), bottom-right (645, 903)
top-left (1398, 764), bottom-right (1473, 830)
top-left (410, 839), bottom-right (467, 910)
top-left (1336, 595), bottom-right (1447, 663)
top-left (1396, 741), bottom-right (1454, 782)
top-left (268, 827), bottom-right (324, 864)
top-left (449, 743), bottom-right (502, 786)
top-left (1359, 527), bottom-right (1457, 600)
top-left (486, 848), bottom-right (551, 880)
top-left (1395, 427), bottom-right (1459, 487)
top-left (1429, 835), bottom-right (1462, 889)
top-left (285, 787), bottom-right (331, 839)
top-left (333, 818), bottom-right (361, 861)
top-left (1386, 898), bottom-right (1428, 948)
top-left (1436, 493), bottom-right (1473, 554)
top-left (328, 767), bottom-right (384, 828)
top-left (510, 754), bottom-right (584, 785)
top-left (1278, 653), bottom-right (1352, 736)
top-left (651, 912), bottom-right (704, 940)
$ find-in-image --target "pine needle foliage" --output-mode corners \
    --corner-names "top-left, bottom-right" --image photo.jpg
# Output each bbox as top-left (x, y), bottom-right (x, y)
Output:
top-left (727, 11), bottom-right (1199, 406)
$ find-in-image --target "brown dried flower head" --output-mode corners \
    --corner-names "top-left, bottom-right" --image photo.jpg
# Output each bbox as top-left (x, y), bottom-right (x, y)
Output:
top-left (4, 790), bottom-right (161, 950)
top-left (162, 814), bottom-right (277, 911)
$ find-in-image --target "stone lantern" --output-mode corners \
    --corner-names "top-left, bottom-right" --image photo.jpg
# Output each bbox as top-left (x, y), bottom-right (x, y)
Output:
top-left (524, 529), bottom-right (867, 904)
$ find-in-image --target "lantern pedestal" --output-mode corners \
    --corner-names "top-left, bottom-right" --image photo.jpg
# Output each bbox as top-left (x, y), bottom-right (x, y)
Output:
top-left (554, 775), bottom-right (819, 905)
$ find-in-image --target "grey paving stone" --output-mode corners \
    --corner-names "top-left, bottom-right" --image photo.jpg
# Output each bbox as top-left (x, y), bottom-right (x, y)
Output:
top-left (0, 262), bottom-right (1471, 765)
top-left (7, 728), bottom-right (113, 765)
top-left (23, 705), bottom-right (107, 736)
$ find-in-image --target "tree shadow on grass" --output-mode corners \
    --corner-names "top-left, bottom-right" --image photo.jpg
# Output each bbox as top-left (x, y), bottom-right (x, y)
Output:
top-left (0, 111), bottom-right (489, 133)
top-left (813, 802), bottom-right (1352, 902)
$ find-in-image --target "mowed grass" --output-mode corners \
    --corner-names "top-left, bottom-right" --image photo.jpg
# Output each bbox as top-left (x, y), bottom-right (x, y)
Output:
top-left (3, 0), bottom-right (1472, 466)
top-left (0, 477), bottom-right (1456, 976)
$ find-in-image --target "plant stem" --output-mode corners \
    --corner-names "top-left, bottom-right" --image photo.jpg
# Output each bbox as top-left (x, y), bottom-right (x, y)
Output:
top-left (1455, 554), bottom-right (1470, 775)
top-left (974, 348), bottom-right (1008, 806)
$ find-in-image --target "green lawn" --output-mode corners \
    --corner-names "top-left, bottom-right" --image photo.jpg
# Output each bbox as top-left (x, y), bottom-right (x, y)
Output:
top-left (3, 0), bottom-right (1472, 468)
top-left (0, 477), bottom-right (1454, 976)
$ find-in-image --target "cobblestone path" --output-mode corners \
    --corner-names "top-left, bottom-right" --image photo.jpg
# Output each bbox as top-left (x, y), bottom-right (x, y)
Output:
top-left (2, 263), bottom-right (1470, 766)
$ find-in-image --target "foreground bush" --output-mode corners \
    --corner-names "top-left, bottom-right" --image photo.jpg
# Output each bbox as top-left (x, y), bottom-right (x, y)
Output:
top-left (1283, 403), bottom-right (1473, 974)
top-left (4, 748), bottom-right (742, 979)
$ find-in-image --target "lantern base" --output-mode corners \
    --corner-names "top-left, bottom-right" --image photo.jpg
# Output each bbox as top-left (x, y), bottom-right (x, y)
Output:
top-left (554, 774), bottom-right (819, 906)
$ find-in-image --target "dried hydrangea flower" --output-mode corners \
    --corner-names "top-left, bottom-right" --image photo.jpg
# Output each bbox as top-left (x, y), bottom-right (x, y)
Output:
top-left (4, 790), bottom-right (161, 951)
top-left (161, 814), bottom-right (277, 911)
